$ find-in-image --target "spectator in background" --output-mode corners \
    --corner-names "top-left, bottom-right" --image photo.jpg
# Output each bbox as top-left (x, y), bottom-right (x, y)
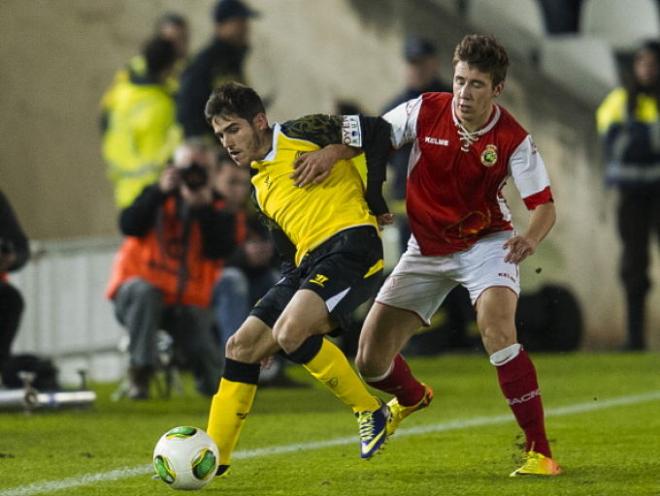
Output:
top-left (177, 0), bottom-right (258, 140)
top-left (105, 140), bottom-right (240, 399)
top-left (100, 13), bottom-right (189, 133)
top-left (383, 36), bottom-right (452, 255)
top-left (596, 40), bottom-right (660, 351)
top-left (211, 157), bottom-right (255, 349)
top-left (0, 191), bottom-right (29, 381)
top-left (102, 38), bottom-right (183, 209)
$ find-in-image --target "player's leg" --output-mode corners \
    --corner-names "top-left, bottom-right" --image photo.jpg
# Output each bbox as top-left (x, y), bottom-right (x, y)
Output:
top-left (475, 287), bottom-right (559, 476)
top-left (464, 232), bottom-right (559, 476)
top-left (206, 316), bottom-right (280, 474)
top-left (275, 289), bottom-right (390, 459)
top-left (356, 302), bottom-right (433, 435)
top-left (357, 302), bottom-right (425, 397)
top-left (270, 226), bottom-right (390, 458)
top-left (356, 249), bottom-right (454, 432)
top-left (274, 288), bottom-right (381, 414)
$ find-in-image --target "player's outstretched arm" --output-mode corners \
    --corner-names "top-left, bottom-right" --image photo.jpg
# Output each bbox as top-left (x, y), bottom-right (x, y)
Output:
top-left (503, 202), bottom-right (556, 264)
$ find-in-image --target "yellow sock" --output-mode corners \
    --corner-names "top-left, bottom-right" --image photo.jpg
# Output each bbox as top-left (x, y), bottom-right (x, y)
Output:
top-left (206, 378), bottom-right (257, 466)
top-left (303, 338), bottom-right (380, 413)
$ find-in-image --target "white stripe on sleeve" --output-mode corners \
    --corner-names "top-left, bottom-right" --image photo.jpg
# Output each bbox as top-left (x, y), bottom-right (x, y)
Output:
top-left (382, 96), bottom-right (423, 149)
top-left (509, 135), bottom-right (551, 199)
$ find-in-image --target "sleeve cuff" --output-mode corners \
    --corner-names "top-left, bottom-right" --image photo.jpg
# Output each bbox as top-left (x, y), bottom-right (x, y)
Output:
top-left (523, 186), bottom-right (554, 210)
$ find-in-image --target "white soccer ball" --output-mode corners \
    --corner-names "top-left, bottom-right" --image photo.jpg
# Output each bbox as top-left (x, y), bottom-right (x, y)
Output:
top-left (153, 426), bottom-right (219, 490)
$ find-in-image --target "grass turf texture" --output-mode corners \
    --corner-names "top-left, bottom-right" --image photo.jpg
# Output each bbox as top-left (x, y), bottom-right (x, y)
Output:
top-left (0, 353), bottom-right (658, 496)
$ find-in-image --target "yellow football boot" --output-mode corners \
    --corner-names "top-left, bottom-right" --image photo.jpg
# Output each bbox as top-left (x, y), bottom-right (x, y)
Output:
top-left (386, 384), bottom-right (434, 436)
top-left (510, 450), bottom-right (562, 477)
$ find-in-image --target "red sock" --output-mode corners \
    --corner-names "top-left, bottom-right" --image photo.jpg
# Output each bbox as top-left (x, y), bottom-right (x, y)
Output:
top-left (366, 354), bottom-right (425, 406)
top-left (496, 349), bottom-right (551, 457)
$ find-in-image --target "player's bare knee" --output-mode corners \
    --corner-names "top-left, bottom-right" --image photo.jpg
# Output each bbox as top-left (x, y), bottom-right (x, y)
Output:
top-left (354, 345), bottom-right (383, 378)
top-left (480, 324), bottom-right (516, 355)
top-left (225, 334), bottom-right (257, 363)
top-left (272, 319), bottom-right (308, 354)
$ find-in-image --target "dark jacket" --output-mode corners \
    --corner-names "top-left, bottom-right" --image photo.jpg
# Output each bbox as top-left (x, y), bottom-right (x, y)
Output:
top-left (0, 190), bottom-right (29, 274)
top-left (177, 39), bottom-right (248, 138)
top-left (119, 184), bottom-right (236, 259)
top-left (107, 184), bottom-right (240, 306)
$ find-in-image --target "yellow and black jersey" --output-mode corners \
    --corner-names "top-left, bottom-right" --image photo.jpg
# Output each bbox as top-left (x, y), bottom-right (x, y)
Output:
top-left (251, 114), bottom-right (391, 266)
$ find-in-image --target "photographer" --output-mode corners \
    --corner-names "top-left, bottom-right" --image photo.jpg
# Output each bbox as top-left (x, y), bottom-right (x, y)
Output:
top-left (106, 140), bottom-right (239, 399)
top-left (0, 190), bottom-right (29, 381)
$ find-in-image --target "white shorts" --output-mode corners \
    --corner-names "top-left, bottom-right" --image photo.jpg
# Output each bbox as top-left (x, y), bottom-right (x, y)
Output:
top-left (376, 231), bottom-right (520, 325)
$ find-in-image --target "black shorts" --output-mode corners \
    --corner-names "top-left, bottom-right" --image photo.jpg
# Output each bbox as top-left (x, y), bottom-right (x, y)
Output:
top-left (250, 226), bottom-right (384, 332)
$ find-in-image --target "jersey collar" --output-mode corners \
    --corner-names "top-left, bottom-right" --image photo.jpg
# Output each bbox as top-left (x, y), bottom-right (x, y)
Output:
top-left (451, 97), bottom-right (501, 136)
top-left (251, 123), bottom-right (280, 168)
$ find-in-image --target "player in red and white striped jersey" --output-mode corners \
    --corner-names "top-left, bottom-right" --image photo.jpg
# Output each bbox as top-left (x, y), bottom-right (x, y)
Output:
top-left (354, 34), bottom-right (561, 477)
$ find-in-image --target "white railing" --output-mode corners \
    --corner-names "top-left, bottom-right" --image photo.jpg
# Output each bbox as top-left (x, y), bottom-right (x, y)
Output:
top-left (9, 237), bottom-right (126, 384)
top-left (6, 227), bottom-right (403, 386)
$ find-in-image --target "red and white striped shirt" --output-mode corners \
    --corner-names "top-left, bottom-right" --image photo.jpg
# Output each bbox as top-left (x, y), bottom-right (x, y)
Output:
top-left (384, 92), bottom-right (553, 256)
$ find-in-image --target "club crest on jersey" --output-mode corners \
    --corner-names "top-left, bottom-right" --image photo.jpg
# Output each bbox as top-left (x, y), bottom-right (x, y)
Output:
top-left (480, 144), bottom-right (498, 167)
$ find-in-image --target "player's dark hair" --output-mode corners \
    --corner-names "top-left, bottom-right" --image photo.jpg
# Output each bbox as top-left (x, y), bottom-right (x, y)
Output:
top-left (205, 82), bottom-right (266, 124)
top-left (452, 34), bottom-right (509, 87)
top-left (143, 37), bottom-right (177, 78)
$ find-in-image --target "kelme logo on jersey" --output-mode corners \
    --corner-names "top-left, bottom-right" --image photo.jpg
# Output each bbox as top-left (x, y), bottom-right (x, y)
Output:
top-left (481, 144), bottom-right (498, 167)
top-left (309, 274), bottom-right (329, 287)
top-left (424, 136), bottom-right (449, 146)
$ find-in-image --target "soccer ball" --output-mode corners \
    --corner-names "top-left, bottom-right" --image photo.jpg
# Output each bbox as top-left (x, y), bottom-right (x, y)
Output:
top-left (153, 426), bottom-right (219, 490)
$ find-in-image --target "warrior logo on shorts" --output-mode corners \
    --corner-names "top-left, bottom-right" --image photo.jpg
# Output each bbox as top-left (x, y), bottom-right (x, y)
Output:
top-left (310, 273), bottom-right (329, 287)
top-left (480, 144), bottom-right (498, 167)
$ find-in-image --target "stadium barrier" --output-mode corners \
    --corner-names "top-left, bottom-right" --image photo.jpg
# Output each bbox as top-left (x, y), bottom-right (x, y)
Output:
top-left (9, 236), bottom-right (126, 384)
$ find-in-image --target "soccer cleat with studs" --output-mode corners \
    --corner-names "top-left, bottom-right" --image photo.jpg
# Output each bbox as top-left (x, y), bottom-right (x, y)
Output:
top-left (356, 401), bottom-right (391, 459)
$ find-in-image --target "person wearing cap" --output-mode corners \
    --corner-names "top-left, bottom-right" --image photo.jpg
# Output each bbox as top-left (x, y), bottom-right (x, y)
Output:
top-left (176, 0), bottom-right (258, 140)
top-left (383, 36), bottom-right (451, 256)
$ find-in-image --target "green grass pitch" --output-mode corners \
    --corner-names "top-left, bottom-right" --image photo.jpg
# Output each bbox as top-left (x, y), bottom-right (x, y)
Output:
top-left (0, 352), bottom-right (658, 496)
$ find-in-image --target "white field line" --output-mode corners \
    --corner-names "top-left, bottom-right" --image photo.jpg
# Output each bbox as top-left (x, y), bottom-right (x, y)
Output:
top-left (2, 390), bottom-right (660, 496)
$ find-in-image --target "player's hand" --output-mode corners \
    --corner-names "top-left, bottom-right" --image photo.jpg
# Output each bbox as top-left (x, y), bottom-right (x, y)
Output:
top-left (376, 213), bottom-right (394, 229)
top-left (503, 235), bottom-right (537, 264)
top-left (291, 148), bottom-right (338, 187)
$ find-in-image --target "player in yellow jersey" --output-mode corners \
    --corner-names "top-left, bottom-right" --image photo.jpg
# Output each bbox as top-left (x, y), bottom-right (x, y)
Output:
top-left (203, 82), bottom-right (394, 476)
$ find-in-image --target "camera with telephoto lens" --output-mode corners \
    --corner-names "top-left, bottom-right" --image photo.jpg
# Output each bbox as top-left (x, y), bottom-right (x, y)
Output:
top-left (0, 238), bottom-right (14, 256)
top-left (178, 161), bottom-right (209, 191)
